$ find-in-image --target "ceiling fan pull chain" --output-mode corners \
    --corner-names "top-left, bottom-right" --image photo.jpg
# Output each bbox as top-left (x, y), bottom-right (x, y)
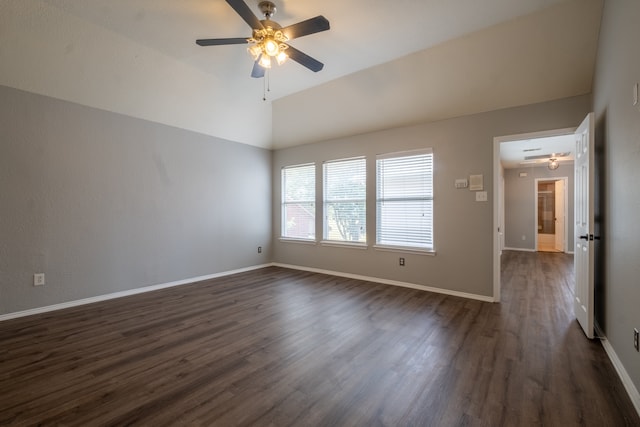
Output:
top-left (263, 73), bottom-right (267, 101)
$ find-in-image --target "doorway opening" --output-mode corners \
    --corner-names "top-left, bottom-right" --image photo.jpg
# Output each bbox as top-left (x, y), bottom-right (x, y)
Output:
top-left (492, 127), bottom-right (575, 301)
top-left (536, 177), bottom-right (568, 253)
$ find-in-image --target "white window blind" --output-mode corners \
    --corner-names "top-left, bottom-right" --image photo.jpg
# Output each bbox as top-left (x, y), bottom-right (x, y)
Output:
top-left (282, 163), bottom-right (315, 240)
top-left (323, 157), bottom-right (366, 243)
top-left (376, 149), bottom-right (433, 249)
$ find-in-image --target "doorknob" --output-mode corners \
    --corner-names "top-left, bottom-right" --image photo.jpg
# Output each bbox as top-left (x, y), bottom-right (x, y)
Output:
top-left (579, 234), bottom-right (589, 240)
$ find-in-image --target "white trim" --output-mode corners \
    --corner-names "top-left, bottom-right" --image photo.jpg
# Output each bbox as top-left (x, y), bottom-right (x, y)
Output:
top-left (493, 134), bottom-right (501, 301)
top-left (376, 147), bottom-right (432, 160)
top-left (493, 127), bottom-right (577, 302)
top-left (494, 127), bottom-right (576, 144)
top-left (279, 237), bottom-right (317, 245)
top-left (320, 240), bottom-right (368, 249)
top-left (534, 177), bottom-right (569, 253)
top-left (1, 261), bottom-right (496, 322)
top-left (503, 247), bottom-right (537, 252)
top-left (0, 264), bottom-right (272, 322)
top-left (273, 262), bottom-right (495, 303)
top-left (595, 325), bottom-right (640, 417)
top-left (373, 245), bottom-right (436, 256)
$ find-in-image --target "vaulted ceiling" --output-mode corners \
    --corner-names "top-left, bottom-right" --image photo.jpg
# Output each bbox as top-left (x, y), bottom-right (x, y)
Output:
top-left (0, 0), bottom-right (602, 149)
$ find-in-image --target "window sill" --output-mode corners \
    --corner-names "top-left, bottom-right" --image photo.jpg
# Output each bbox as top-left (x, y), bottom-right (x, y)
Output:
top-left (320, 240), bottom-right (368, 250)
top-left (279, 237), bottom-right (317, 245)
top-left (373, 244), bottom-right (436, 256)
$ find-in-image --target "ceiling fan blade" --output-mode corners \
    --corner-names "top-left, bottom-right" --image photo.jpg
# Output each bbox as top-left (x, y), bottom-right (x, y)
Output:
top-left (196, 38), bottom-right (248, 46)
top-left (251, 59), bottom-right (266, 78)
top-left (285, 45), bottom-right (324, 72)
top-left (281, 16), bottom-right (330, 40)
top-left (226, 0), bottom-right (264, 30)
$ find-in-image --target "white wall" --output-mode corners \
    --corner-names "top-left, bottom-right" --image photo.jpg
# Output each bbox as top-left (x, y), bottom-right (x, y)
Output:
top-left (0, 85), bottom-right (272, 315)
top-left (272, 95), bottom-right (590, 298)
top-left (0, 1), bottom-right (273, 148)
top-left (592, 0), bottom-right (640, 402)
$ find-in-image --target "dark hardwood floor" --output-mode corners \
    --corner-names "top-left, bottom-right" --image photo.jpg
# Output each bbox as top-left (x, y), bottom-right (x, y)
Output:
top-left (1, 251), bottom-right (638, 426)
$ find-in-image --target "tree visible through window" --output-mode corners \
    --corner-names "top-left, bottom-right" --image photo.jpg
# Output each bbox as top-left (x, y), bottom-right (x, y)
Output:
top-left (323, 157), bottom-right (366, 243)
top-left (376, 149), bottom-right (433, 250)
top-left (282, 163), bottom-right (315, 240)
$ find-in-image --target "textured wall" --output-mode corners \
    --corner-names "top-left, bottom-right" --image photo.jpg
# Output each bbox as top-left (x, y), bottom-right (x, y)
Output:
top-left (504, 164), bottom-right (575, 251)
top-left (0, 85), bottom-right (272, 315)
top-left (272, 95), bottom-right (590, 298)
top-left (592, 0), bottom-right (640, 401)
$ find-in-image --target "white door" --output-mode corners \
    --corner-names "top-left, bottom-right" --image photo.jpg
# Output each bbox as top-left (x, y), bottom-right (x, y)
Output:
top-left (554, 179), bottom-right (565, 252)
top-left (574, 113), bottom-right (595, 339)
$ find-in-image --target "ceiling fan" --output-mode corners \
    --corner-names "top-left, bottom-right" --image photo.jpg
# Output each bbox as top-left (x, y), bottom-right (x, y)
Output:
top-left (522, 152), bottom-right (571, 170)
top-left (196, 0), bottom-right (330, 78)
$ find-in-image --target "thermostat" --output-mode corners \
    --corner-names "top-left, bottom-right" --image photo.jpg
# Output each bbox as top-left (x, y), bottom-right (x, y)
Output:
top-left (455, 179), bottom-right (468, 189)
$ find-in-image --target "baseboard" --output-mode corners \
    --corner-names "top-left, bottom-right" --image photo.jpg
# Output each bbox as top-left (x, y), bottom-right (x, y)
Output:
top-left (272, 263), bottom-right (495, 303)
top-left (595, 324), bottom-right (640, 417)
top-left (503, 247), bottom-right (536, 252)
top-left (0, 264), bottom-right (272, 322)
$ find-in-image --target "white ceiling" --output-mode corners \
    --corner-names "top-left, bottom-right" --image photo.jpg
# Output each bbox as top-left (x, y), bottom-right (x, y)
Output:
top-left (500, 134), bottom-right (575, 169)
top-left (0, 0), bottom-right (603, 149)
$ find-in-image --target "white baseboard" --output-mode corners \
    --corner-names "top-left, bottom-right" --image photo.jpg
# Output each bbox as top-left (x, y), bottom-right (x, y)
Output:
top-left (272, 263), bottom-right (495, 303)
top-left (1, 262), bottom-right (494, 321)
top-left (595, 324), bottom-right (640, 417)
top-left (503, 247), bottom-right (536, 252)
top-left (503, 247), bottom-right (574, 255)
top-left (0, 264), bottom-right (272, 322)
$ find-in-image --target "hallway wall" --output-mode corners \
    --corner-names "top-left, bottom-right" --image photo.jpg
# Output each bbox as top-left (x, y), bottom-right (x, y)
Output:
top-left (504, 164), bottom-right (574, 251)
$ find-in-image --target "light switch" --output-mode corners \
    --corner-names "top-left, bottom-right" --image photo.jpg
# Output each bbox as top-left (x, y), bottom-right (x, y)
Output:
top-left (476, 191), bottom-right (488, 202)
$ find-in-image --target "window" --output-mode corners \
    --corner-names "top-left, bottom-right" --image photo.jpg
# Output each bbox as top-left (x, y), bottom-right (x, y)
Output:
top-left (323, 157), bottom-right (366, 243)
top-left (281, 163), bottom-right (315, 240)
top-left (376, 149), bottom-right (433, 250)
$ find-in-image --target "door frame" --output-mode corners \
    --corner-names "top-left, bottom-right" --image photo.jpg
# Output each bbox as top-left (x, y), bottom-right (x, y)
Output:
top-left (493, 127), bottom-right (575, 302)
top-left (534, 177), bottom-right (568, 252)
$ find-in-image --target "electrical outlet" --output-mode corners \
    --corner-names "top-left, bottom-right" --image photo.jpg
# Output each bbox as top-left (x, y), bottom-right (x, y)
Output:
top-left (257, 246), bottom-right (262, 254)
top-left (634, 328), bottom-right (639, 352)
top-left (33, 273), bottom-right (45, 286)
top-left (399, 257), bottom-right (405, 266)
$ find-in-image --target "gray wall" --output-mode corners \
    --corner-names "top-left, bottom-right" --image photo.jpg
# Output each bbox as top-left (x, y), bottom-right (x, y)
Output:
top-left (0, 85), bottom-right (272, 315)
top-left (504, 164), bottom-right (575, 250)
top-left (592, 0), bottom-right (640, 396)
top-left (272, 95), bottom-right (590, 298)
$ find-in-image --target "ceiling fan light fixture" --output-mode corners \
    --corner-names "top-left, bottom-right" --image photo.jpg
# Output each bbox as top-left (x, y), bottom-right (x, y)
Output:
top-left (258, 54), bottom-right (272, 69)
top-left (548, 158), bottom-right (560, 170)
top-left (248, 43), bottom-right (262, 60)
top-left (196, 0), bottom-right (330, 78)
top-left (263, 38), bottom-right (280, 56)
top-left (276, 50), bottom-right (288, 65)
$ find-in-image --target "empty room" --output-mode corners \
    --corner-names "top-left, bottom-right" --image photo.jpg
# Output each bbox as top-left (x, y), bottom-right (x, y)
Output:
top-left (1, 0), bottom-right (639, 425)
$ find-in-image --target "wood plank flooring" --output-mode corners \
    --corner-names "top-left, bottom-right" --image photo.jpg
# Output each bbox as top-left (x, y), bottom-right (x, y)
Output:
top-left (1, 251), bottom-right (638, 426)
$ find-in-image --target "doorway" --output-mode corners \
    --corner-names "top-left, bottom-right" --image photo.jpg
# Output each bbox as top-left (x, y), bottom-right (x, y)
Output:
top-left (492, 127), bottom-right (575, 301)
top-left (536, 178), bottom-right (568, 253)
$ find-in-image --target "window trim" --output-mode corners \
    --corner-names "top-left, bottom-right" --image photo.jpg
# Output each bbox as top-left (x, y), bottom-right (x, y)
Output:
top-left (322, 156), bottom-right (367, 244)
top-left (281, 162), bottom-right (316, 241)
top-left (375, 148), bottom-right (434, 251)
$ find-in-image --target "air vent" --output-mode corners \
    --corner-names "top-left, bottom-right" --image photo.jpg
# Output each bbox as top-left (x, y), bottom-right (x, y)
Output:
top-left (524, 152), bottom-right (570, 161)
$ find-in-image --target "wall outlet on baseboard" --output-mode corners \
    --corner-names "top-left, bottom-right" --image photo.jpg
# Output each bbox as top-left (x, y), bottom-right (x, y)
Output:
top-left (33, 273), bottom-right (45, 286)
top-left (399, 257), bottom-right (405, 266)
top-left (634, 328), bottom-right (639, 352)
